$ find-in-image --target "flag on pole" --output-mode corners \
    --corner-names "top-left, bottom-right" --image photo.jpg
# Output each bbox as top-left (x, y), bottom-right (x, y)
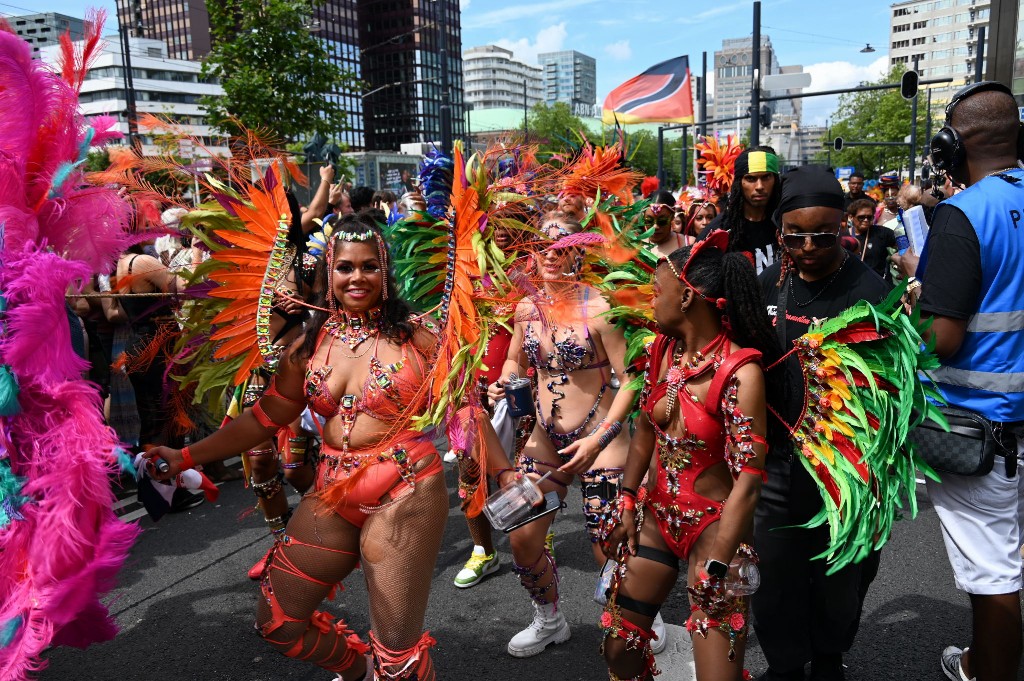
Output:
top-left (602, 56), bottom-right (694, 125)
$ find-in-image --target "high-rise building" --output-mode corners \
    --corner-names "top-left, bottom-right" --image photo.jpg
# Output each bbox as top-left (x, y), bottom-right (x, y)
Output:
top-left (117, 0), bottom-right (464, 151)
top-left (39, 36), bottom-right (228, 157)
top-left (538, 50), bottom-right (597, 118)
top-left (463, 45), bottom-right (543, 111)
top-left (712, 35), bottom-right (800, 139)
top-left (888, 0), bottom-right (991, 121)
top-left (7, 12), bottom-right (86, 57)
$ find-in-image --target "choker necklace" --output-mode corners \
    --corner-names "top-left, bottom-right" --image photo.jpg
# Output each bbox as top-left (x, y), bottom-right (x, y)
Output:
top-left (789, 253), bottom-right (848, 308)
top-left (324, 308), bottom-right (383, 351)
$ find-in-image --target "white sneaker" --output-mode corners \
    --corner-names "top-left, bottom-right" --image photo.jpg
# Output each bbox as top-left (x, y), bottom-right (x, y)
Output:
top-left (650, 611), bottom-right (668, 654)
top-left (507, 601), bottom-right (571, 657)
top-left (453, 546), bottom-right (500, 588)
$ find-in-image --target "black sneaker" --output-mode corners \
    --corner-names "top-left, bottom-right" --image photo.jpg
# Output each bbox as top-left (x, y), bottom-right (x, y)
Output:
top-left (169, 488), bottom-right (205, 513)
top-left (810, 653), bottom-right (844, 681)
top-left (756, 668), bottom-right (805, 681)
top-left (941, 646), bottom-right (975, 681)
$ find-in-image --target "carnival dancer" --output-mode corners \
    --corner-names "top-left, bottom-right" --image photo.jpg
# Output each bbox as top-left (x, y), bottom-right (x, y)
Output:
top-left (487, 212), bottom-right (637, 657)
top-left (677, 199), bottom-right (718, 244)
top-left (645, 191), bottom-right (689, 259)
top-left (600, 232), bottom-right (777, 681)
top-left (147, 211), bottom-right (509, 680)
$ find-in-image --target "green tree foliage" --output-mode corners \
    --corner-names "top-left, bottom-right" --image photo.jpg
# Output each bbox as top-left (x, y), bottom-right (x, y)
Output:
top-left (520, 102), bottom-right (587, 155)
top-left (815, 65), bottom-right (929, 178)
top-left (201, 0), bottom-right (359, 142)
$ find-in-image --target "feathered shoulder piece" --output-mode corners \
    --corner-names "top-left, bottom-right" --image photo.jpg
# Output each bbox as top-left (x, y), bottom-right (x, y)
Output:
top-left (786, 283), bottom-right (946, 573)
top-left (696, 135), bottom-right (744, 196)
top-left (554, 136), bottom-right (642, 206)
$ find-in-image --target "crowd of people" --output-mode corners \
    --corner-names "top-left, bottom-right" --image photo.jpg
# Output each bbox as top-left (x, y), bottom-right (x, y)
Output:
top-left (32, 78), bottom-right (1024, 681)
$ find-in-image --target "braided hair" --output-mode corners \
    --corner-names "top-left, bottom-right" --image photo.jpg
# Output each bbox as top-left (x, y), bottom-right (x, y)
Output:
top-left (666, 245), bottom-right (787, 443)
top-left (300, 211), bottom-right (416, 359)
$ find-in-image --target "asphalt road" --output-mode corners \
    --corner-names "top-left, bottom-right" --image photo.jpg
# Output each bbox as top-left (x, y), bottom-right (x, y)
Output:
top-left (41, 465), bottom-right (1024, 681)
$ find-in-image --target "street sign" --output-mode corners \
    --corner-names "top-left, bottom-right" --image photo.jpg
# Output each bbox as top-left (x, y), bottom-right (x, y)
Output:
top-left (761, 72), bottom-right (812, 91)
top-left (836, 166), bottom-right (855, 180)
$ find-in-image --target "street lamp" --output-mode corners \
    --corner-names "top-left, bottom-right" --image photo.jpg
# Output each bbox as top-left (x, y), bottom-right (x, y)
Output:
top-left (860, 43), bottom-right (876, 53)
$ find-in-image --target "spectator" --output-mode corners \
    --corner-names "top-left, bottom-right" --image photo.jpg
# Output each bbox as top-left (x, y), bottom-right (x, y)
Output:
top-left (894, 81), bottom-right (1024, 681)
top-left (876, 174), bottom-right (900, 225)
top-left (843, 171), bottom-right (871, 211)
top-left (349, 185), bottom-right (375, 213)
top-left (848, 197), bottom-right (896, 280)
top-left (371, 189), bottom-right (398, 214)
top-left (701, 146), bottom-right (783, 274)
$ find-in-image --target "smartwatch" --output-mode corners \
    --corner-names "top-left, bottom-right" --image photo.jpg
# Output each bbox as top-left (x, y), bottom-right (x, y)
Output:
top-left (704, 558), bottom-right (729, 581)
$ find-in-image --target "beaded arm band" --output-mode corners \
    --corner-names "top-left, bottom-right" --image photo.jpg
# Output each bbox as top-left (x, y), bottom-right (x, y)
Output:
top-left (590, 419), bottom-right (623, 451)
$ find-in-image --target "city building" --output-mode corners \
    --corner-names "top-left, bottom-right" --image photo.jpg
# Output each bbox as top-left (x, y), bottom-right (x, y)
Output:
top-left (888, 0), bottom-right (991, 122)
top-left (463, 45), bottom-right (543, 111)
top-left (6, 12), bottom-right (86, 57)
top-left (39, 36), bottom-right (228, 157)
top-left (117, 0), bottom-right (465, 151)
top-left (711, 35), bottom-right (801, 139)
top-left (538, 50), bottom-right (597, 118)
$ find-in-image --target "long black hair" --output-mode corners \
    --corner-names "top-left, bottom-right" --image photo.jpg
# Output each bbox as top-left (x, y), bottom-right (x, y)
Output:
top-left (300, 211), bottom-right (416, 359)
top-left (720, 145), bottom-right (782, 251)
top-left (666, 245), bottom-right (787, 441)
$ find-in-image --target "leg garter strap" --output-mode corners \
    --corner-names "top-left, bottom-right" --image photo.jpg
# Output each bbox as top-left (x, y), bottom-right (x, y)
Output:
top-left (615, 593), bottom-right (661, 619)
top-left (600, 599), bottom-right (659, 681)
top-left (581, 467), bottom-right (623, 543)
top-left (634, 544), bottom-right (680, 571)
top-left (512, 547), bottom-right (559, 607)
top-left (369, 630), bottom-right (437, 680)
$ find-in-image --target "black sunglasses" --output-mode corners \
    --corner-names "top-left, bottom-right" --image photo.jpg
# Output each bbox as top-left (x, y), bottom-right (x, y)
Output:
top-left (853, 215), bottom-right (873, 223)
top-left (781, 232), bottom-right (840, 250)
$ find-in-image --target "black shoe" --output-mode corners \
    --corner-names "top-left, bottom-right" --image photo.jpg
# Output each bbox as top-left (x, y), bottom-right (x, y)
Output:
top-left (169, 488), bottom-right (205, 513)
top-left (809, 654), bottom-right (844, 681)
top-left (756, 668), bottom-right (805, 681)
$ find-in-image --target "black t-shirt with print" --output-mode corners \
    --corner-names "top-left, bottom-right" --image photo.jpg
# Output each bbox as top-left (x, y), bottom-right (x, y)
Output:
top-left (701, 213), bottom-right (780, 275)
top-left (757, 256), bottom-right (891, 522)
top-left (855, 224), bottom-right (897, 280)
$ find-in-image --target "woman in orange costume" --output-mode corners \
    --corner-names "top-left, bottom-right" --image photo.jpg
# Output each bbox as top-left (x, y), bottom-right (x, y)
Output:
top-left (147, 212), bottom-right (500, 680)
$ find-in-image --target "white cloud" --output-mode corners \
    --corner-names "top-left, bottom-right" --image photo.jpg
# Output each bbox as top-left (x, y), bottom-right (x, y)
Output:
top-left (801, 56), bottom-right (889, 125)
top-left (460, 0), bottom-right (470, 8)
top-left (604, 40), bottom-right (632, 61)
top-left (494, 23), bottom-right (568, 65)
top-left (464, 0), bottom-right (599, 29)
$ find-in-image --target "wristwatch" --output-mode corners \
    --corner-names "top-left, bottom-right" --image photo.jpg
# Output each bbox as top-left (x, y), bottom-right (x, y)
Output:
top-left (704, 558), bottom-right (729, 581)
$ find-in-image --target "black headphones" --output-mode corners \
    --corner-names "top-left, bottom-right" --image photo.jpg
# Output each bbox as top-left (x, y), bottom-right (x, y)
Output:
top-left (930, 80), bottom-right (1023, 174)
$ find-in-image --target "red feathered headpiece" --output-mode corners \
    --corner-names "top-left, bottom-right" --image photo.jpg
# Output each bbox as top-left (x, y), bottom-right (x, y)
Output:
top-left (640, 176), bottom-right (660, 199)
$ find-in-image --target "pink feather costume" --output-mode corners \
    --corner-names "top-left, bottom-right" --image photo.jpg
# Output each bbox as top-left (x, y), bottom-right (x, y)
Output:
top-left (0, 13), bottom-right (139, 679)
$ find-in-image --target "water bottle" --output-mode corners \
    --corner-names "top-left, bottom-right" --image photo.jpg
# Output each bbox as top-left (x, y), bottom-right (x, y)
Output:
top-left (891, 209), bottom-right (909, 281)
top-left (594, 559), bottom-right (616, 605)
top-left (723, 555), bottom-right (761, 597)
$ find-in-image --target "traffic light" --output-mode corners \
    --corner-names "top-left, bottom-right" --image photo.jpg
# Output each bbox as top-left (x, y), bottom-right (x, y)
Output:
top-left (833, 137), bottom-right (844, 152)
top-left (760, 104), bottom-right (772, 129)
top-left (900, 70), bottom-right (919, 100)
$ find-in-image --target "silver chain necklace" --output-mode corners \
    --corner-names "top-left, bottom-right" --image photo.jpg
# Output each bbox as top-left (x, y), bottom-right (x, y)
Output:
top-left (789, 253), bottom-right (848, 308)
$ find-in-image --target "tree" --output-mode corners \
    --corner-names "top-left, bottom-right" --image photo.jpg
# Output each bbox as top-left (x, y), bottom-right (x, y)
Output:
top-left (201, 0), bottom-right (360, 142)
top-left (814, 64), bottom-right (929, 178)
top-left (520, 102), bottom-right (586, 156)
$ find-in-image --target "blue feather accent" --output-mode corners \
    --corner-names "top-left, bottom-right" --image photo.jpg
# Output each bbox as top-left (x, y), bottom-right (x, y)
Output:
top-left (77, 127), bottom-right (96, 163)
top-left (417, 148), bottom-right (454, 219)
top-left (0, 616), bottom-right (22, 648)
top-left (48, 159), bottom-right (86, 199)
top-left (116, 447), bottom-right (137, 479)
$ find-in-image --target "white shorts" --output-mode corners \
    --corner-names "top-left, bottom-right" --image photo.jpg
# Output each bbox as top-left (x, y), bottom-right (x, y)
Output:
top-left (926, 435), bottom-right (1024, 595)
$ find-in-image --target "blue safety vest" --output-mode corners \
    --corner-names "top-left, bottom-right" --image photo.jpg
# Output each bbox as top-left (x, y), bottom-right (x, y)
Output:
top-left (925, 167), bottom-right (1024, 422)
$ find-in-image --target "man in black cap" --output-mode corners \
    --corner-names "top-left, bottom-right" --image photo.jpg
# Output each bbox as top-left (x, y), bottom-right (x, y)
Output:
top-left (701, 145), bottom-right (782, 274)
top-left (753, 165), bottom-right (890, 681)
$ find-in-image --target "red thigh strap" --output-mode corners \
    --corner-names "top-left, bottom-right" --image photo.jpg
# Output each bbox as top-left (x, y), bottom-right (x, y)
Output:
top-left (369, 630), bottom-right (437, 680)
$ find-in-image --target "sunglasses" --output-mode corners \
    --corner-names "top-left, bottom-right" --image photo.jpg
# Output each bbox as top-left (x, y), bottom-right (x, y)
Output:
top-left (781, 232), bottom-right (840, 250)
top-left (853, 215), bottom-right (873, 223)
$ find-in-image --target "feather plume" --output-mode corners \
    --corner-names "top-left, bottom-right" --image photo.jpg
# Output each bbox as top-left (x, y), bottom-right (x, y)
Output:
top-left (695, 135), bottom-right (744, 196)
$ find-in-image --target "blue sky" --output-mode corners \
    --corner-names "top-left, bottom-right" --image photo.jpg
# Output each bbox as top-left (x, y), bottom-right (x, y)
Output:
top-left (15, 0), bottom-right (895, 125)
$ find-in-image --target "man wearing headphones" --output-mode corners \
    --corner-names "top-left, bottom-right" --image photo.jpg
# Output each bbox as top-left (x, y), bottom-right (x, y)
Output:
top-left (895, 81), bottom-right (1024, 681)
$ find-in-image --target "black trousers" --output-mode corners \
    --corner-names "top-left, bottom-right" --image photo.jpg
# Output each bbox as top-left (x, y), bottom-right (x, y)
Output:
top-left (751, 455), bottom-right (881, 673)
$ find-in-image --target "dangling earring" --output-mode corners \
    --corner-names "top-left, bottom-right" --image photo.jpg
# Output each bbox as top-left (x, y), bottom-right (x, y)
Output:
top-left (375, 235), bottom-right (390, 302)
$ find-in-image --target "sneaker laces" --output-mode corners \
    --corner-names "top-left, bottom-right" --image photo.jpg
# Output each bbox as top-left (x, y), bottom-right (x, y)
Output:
top-left (463, 552), bottom-right (492, 571)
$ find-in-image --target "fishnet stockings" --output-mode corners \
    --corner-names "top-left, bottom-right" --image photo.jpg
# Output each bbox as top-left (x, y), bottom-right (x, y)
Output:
top-left (360, 473), bottom-right (448, 680)
top-left (255, 495), bottom-right (365, 676)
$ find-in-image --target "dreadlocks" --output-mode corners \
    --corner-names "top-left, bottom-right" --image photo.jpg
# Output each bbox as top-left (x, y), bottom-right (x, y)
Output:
top-left (720, 145), bottom-right (782, 252)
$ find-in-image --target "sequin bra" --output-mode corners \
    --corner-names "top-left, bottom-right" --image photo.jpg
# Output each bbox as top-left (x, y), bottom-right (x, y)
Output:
top-left (304, 333), bottom-right (426, 423)
top-left (522, 288), bottom-right (610, 375)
